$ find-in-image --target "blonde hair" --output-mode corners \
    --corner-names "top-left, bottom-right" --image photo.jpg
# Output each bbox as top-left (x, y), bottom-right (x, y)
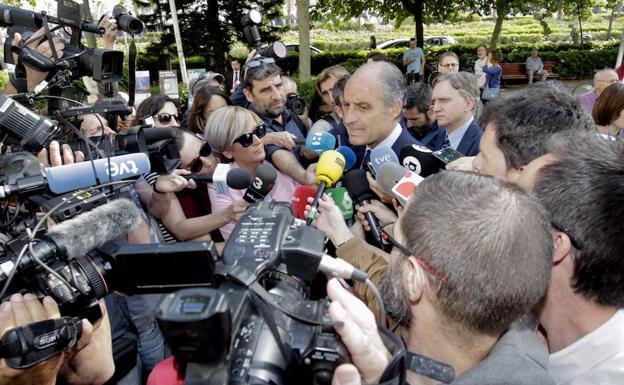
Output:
top-left (316, 65), bottom-right (350, 94)
top-left (203, 106), bottom-right (262, 152)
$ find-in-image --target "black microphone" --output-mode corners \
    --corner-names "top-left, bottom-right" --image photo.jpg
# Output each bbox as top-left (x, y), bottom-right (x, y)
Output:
top-left (182, 168), bottom-right (252, 190)
top-left (399, 144), bottom-right (445, 178)
top-left (243, 164), bottom-right (278, 203)
top-left (343, 169), bottom-right (382, 245)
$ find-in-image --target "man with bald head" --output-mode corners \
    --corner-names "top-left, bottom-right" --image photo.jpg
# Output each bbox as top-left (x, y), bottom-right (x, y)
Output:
top-left (339, 61), bottom-right (421, 168)
top-left (577, 69), bottom-right (619, 115)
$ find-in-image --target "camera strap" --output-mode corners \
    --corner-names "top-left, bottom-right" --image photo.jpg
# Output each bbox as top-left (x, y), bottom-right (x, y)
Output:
top-left (0, 316), bottom-right (82, 369)
top-left (128, 39), bottom-right (137, 107)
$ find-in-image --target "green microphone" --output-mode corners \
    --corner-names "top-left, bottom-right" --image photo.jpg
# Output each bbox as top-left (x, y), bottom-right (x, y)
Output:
top-left (328, 187), bottom-right (354, 221)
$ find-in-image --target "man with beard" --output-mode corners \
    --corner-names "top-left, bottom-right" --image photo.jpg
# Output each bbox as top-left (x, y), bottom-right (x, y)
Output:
top-left (243, 59), bottom-right (316, 185)
top-left (308, 171), bottom-right (555, 385)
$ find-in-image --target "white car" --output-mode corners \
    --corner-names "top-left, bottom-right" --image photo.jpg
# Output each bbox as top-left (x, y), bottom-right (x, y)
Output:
top-left (377, 36), bottom-right (456, 49)
top-left (285, 44), bottom-right (324, 55)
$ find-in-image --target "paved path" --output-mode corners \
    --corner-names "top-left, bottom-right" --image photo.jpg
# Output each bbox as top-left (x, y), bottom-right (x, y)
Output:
top-left (501, 78), bottom-right (593, 97)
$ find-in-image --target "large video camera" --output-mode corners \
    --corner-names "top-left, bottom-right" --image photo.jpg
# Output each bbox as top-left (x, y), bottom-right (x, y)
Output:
top-left (241, 10), bottom-right (286, 60)
top-left (0, 200), bottom-right (357, 383)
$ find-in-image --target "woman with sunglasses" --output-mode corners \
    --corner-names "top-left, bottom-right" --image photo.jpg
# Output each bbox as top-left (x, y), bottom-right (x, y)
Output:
top-left (187, 86), bottom-right (231, 134)
top-left (132, 95), bottom-right (181, 128)
top-left (205, 106), bottom-right (300, 240)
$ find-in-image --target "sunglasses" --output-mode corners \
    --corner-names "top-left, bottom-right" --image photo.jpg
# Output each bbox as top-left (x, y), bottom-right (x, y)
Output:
top-left (155, 113), bottom-right (179, 125)
top-left (232, 124), bottom-right (267, 147)
top-left (189, 142), bottom-right (213, 173)
top-left (379, 222), bottom-right (449, 282)
top-left (246, 57), bottom-right (275, 69)
top-left (440, 63), bottom-right (459, 69)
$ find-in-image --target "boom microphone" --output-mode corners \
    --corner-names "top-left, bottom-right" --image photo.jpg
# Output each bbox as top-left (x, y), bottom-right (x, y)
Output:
top-left (343, 169), bottom-right (382, 245)
top-left (306, 150), bottom-right (346, 225)
top-left (243, 164), bottom-right (278, 203)
top-left (399, 144), bottom-right (444, 178)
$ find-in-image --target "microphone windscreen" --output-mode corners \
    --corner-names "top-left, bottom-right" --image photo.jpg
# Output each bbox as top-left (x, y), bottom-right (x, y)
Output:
top-left (292, 185), bottom-right (317, 220)
top-left (226, 168), bottom-right (252, 190)
top-left (370, 146), bottom-right (399, 175)
top-left (142, 127), bottom-right (178, 143)
top-left (327, 187), bottom-right (354, 221)
top-left (399, 144), bottom-right (444, 178)
top-left (336, 146), bottom-right (356, 170)
top-left (46, 153), bottom-right (151, 194)
top-left (306, 131), bottom-right (336, 153)
top-left (47, 198), bottom-right (141, 259)
top-left (343, 169), bottom-right (374, 203)
top-left (316, 150), bottom-right (345, 186)
top-left (377, 162), bottom-right (409, 195)
top-left (255, 163), bottom-right (278, 193)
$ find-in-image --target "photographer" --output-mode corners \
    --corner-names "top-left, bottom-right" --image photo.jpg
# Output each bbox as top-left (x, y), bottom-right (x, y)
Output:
top-left (314, 172), bottom-right (555, 384)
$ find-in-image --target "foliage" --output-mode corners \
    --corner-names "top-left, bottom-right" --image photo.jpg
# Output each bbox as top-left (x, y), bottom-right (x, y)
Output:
top-left (294, 78), bottom-right (316, 105)
top-left (0, 71), bottom-right (8, 94)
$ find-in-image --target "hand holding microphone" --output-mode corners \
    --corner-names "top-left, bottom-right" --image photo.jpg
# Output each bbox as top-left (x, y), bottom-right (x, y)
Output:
top-left (155, 169), bottom-right (197, 193)
top-left (306, 150), bottom-right (346, 225)
top-left (355, 200), bottom-right (398, 232)
top-left (304, 194), bottom-right (354, 248)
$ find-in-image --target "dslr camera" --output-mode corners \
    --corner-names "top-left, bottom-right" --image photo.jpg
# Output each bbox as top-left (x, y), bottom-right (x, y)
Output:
top-left (241, 10), bottom-right (286, 60)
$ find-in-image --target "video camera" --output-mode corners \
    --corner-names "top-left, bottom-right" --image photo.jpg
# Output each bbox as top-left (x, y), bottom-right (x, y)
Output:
top-left (241, 10), bottom-right (286, 60)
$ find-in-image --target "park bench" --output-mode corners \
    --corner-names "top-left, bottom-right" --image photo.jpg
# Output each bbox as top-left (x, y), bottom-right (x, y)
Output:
top-left (500, 61), bottom-right (559, 87)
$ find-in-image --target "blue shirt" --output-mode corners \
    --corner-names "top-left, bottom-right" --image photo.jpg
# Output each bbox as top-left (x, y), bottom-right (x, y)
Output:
top-left (251, 106), bottom-right (307, 163)
top-left (403, 47), bottom-right (424, 74)
top-left (482, 65), bottom-right (502, 89)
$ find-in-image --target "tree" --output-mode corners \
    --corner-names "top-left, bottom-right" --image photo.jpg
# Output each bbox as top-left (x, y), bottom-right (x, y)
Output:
top-left (297, 0), bottom-right (311, 81)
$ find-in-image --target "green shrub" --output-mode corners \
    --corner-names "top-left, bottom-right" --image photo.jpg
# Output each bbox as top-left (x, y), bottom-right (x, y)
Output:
top-left (0, 71), bottom-right (8, 94)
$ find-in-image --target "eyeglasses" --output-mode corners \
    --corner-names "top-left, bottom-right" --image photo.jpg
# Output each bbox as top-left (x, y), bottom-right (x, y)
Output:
top-left (440, 63), bottom-right (459, 69)
top-left (246, 57), bottom-right (275, 69)
top-left (232, 123), bottom-right (267, 147)
top-left (379, 222), bottom-right (449, 282)
top-left (189, 141), bottom-right (212, 173)
top-left (155, 113), bottom-right (179, 125)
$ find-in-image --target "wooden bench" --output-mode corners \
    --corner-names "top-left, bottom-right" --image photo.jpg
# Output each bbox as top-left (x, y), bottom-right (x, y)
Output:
top-left (500, 61), bottom-right (559, 87)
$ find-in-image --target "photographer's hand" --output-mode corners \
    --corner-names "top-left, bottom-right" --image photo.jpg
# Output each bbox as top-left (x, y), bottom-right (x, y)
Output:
top-left (0, 294), bottom-right (64, 385)
top-left (37, 141), bottom-right (85, 168)
top-left (12, 28), bottom-right (65, 93)
top-left (327, 279), bottom-right (391, 385)
top-left (155, 169), bottom-right (197, 193)
top-left (98, 15), bottom-right (118, 50)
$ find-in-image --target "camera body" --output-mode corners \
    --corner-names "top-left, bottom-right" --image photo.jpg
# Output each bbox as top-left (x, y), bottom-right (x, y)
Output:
top-left (285, 93), bottom-right (306, 116)
top-left (241, 10), bottom-right (286, 60)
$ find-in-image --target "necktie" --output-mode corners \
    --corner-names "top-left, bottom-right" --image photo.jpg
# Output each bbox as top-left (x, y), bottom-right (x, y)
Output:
top-left (442, 134), bottom-right (451, 149)
top-left (361, 149), bottom-right (371, 170)
top-left (234, 70), bottom-right (239, 83)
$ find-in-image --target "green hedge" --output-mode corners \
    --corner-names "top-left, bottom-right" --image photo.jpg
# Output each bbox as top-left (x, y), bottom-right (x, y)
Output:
top-left (135, 41), bottom-right (620, 85)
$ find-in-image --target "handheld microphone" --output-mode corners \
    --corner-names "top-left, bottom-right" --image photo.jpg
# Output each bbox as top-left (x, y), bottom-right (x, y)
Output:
top-left (182, 168), bottom-right (252, 190)
top-left (399, 144), bottom-right (445, 178)
top-left (392, 171), bottom-right (424, 206)
top-left (306, 150), bottom-right (346, 225)
top-left (369, 146), bottom-right (399, 175)
top-left (305, 131), bottom-right (336, 153)
top-left (336, 146), bottom-right (356, 170)
top-left (292, 185), bottom-right (317, 220)
top-left (44, 153), bottom-right (151, 195)
top-left (377, 162), bottom-right (409, 195)
top-left (242, 163), bottom-right (278, 203)
top-left (343, 169), bottom-right (382, 245)
top-left (327, 187), bottom-right (354, 221)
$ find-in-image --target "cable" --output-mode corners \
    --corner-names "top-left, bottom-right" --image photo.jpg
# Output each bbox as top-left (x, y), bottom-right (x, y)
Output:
top-left (0, 243), bottom-right (28, 300)
top-left (366, 278), bottom-right (387, 329)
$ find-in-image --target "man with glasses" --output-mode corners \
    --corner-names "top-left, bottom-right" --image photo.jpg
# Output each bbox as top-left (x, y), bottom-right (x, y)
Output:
top-left (402, 38), bottom-right (425, 85)
top-left (242, 57), bottom-right (316, 185)
top-left (420, 72), bottom-right (482, 156)
top-left (577, 68), bottom-right (619, 115)
top-left (307, 171), bottom-right (555, 385)
top-left (437, 51), bottom-right (460, 75)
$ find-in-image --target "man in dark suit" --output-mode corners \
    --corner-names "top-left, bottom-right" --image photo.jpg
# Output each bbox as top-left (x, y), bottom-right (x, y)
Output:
top-left (225, 58), bottom-right (241, 96)
top-left (421, 72), bottom-right (482, 156)
top-left (338, 61), bottom-right (423, 169)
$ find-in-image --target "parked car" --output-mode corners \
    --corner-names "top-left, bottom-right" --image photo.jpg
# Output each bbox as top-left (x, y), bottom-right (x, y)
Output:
top-left (377, 36), bottom-right (456, 49)
top-left (285, 44), bottom-right (324, 54)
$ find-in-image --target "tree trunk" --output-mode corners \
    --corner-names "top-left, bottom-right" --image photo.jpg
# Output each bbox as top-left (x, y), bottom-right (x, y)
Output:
top-left (578, 0), bottom-right (584, 48)
top-left (490, 1), bottom-right (505, 50)
top-left (401, 0), bottom-right (424, 48)
top-left (607, 2), bottom-right (620, 39)
top-left (82, 0), bottom-right (98, 48)
top-left (205, 0), bottom-right (226, 74)
top-left (297, 0), bottom-right (311, 81)
top-left (287, 0), bottom-right (292, 28)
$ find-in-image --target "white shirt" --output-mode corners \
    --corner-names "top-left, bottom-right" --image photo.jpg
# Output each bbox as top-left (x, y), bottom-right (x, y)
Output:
top-left (446, 116), bottom-right (473, 151)
top-left (475, 57), bottom-right (487, 87)
top-left (549, 309), bottom-right (624, 385)
top-left (366, 122), bottom-right (403, 151)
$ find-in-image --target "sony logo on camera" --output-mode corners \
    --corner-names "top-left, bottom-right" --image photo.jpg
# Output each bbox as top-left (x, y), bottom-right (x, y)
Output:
top-left (34, 330), bottom-right (63, 349)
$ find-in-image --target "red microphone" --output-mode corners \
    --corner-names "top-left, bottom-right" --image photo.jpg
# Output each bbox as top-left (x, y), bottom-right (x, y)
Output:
top-left (292, 185), bottom-right (317, 220)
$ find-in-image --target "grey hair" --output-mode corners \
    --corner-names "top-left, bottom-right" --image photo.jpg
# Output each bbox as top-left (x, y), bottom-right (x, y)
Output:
top-left (436, 72), bottom-right (479, 103)
top-left (355, 61), bottom-right (406, 108)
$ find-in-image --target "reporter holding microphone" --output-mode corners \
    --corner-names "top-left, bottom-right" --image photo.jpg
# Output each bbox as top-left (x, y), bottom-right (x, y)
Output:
top-left (205, 106), bottom-right (300, 240)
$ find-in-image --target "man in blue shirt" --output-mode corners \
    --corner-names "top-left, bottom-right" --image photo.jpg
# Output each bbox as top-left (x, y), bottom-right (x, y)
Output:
top-left (402, 38), bottom-right (425, 85)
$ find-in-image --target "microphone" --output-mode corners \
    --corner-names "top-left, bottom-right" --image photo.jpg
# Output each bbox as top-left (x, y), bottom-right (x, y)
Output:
top-left (376, 162), bottom-right (409, 195)
top-left (327, 187), bottom-right (354, 221)
top-left (243, 163), bottom-right (278, 203)
top-left (336, 146), bottom-right (356, 170)
top-left (399, 144), bottom-right (445, 178)
top-left (305, 131), bottom-right (336, 154)
top-left (182, 168), bottom-right (252, 190)
top-left (0, 153), bottom-right (151, 198)
top-left (343, 169), bottom-right (382, 245)
top-left (392, 171), bottom-right (424, 206)
top-left (306, 150), bottom-right (346, 225)
top-left (47, 199), bottom-right (142, 259)
top-left (292, 185), bottom-right (317, 220)
top-left (369, 146), bottom-right (399, 175)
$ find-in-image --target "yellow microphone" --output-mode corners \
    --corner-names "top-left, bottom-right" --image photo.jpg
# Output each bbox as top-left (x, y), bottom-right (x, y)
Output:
top-left (306, 150), bottom-right (346, 225)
